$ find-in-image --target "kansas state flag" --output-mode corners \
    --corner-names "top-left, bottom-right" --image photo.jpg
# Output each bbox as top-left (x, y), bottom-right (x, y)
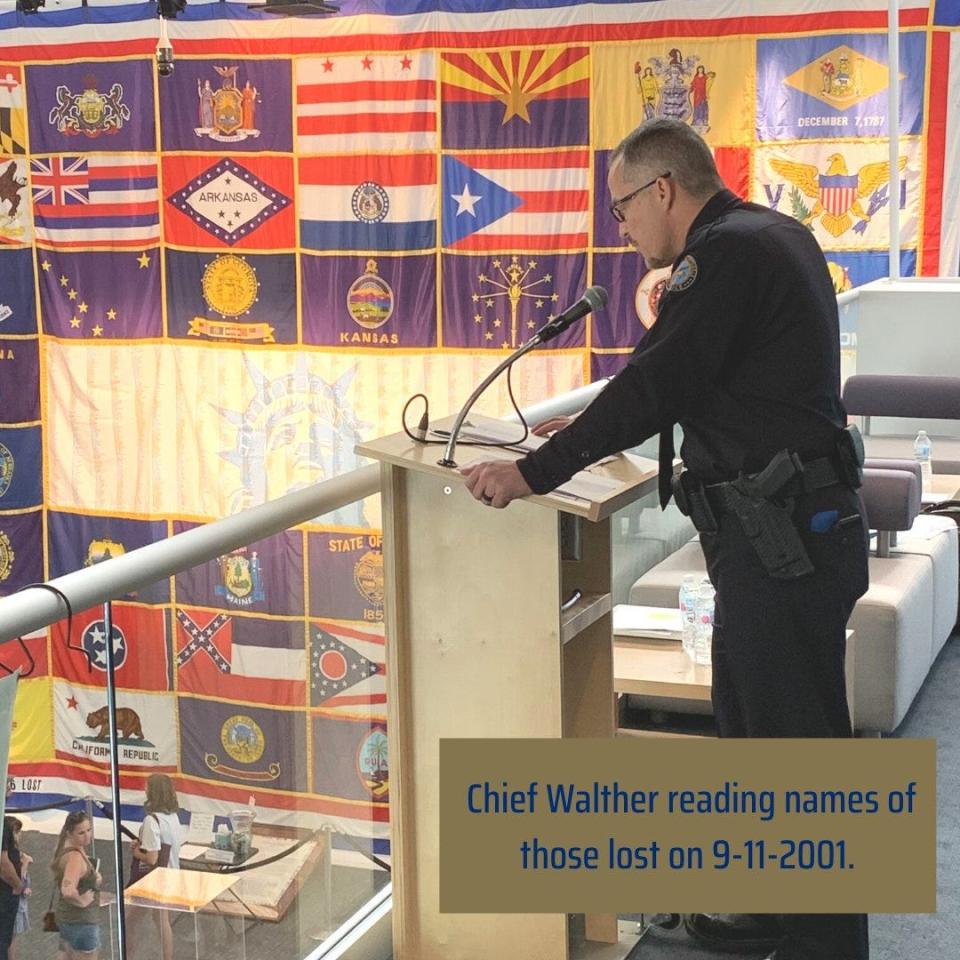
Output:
top-left (442, 152), bottom-right (588, 251)
top-left (298, 153), bottom-right (436, 251)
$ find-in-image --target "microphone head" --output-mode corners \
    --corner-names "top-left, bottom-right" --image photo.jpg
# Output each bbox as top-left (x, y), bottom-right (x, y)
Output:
top-left (583, 285), bottom-right (608, 311)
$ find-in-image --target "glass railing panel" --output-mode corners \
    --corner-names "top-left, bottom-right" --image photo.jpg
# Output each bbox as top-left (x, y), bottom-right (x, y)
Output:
top-left (5, 496), bottom-right (390, 960)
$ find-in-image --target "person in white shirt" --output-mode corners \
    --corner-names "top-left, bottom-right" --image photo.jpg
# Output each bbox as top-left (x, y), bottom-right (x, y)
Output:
top-left (128, 775), bottom-right (182, 960)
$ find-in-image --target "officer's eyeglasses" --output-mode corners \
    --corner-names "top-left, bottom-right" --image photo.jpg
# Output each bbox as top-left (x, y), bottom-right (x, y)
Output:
top-left (609, 172), bottom-right (671, 223)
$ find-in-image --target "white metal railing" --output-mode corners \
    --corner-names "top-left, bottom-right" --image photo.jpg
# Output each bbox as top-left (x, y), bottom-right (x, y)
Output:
top-left (0, 380), bottom-right (609, 642)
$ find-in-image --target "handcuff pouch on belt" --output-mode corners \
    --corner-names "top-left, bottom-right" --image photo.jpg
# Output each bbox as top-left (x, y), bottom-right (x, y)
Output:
top-left (835, 424), bottom-right (865, 489)
top-left (672, 449), bottom-right (815, 580)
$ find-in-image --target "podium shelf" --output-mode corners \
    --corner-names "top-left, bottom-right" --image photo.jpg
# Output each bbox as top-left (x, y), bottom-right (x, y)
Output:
top-left (560, 591), bottom-right (612, 644)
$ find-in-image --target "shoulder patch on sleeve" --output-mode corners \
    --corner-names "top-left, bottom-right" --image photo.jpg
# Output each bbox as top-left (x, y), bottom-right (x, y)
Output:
top-left (667, 255), bottom-right (698, 292)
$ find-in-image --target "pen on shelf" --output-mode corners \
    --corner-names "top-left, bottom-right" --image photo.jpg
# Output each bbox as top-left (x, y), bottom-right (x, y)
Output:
top-left (560, 589), bottom-right (583, 612)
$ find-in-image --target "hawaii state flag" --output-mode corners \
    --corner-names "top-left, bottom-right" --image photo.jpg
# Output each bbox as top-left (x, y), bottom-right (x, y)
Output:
top-left (298, 153), bottom-right (436, 251)
top-left (296, 52), bottom-right (436, 153)
top-left (442, 151), bottom-right (588, 251)
top-left (175, 609), bottom-right (306, 707)
top-left (31, 153), bottom-right (159, 248)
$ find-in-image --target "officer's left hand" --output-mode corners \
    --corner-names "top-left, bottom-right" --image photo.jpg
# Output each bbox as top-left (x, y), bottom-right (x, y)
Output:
top-left (461, 461), bottom-right (533, 508)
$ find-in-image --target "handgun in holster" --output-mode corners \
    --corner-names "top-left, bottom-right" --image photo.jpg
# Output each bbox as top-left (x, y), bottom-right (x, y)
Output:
top-left (835, 424), bottom-right (865, 489)
top-left (724, 449), bottom-right (815, 580)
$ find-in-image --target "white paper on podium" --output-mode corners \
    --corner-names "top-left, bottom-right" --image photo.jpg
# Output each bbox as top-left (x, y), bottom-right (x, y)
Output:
top-left (613, 604), bottom-right (683, 639)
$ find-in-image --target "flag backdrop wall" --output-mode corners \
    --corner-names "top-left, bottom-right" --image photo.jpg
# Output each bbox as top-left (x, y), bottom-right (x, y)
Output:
top-left (2, 0), bottom-right (959, 851)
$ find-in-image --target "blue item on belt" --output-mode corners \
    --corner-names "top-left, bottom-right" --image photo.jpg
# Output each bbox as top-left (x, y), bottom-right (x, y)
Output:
top-left (809, 509), bottom-right (839, 533)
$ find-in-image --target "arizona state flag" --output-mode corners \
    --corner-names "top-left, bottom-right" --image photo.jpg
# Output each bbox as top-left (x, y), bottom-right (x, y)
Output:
top-left (441, 47), bottom-right (589, 149)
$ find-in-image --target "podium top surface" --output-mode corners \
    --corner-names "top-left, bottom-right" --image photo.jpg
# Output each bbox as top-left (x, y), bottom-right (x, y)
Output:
top-left (356, 413), bottom-right (658, 522)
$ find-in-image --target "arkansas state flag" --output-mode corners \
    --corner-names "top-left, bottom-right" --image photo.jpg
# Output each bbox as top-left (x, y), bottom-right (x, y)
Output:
top-left (163, 155), bottom-right (294, 249)
top-left (175, 609), bottom-right (306, 707)
top-left (51, 604), bottom-right (171, 692)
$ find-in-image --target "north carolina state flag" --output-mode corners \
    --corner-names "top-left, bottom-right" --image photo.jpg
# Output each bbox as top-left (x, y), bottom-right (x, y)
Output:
top-left (50, 604), bottom-right (170, 692)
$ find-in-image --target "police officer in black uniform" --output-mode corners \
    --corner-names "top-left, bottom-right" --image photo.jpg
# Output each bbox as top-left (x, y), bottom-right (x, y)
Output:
top-left (462, 118), bottom-right (869, 960)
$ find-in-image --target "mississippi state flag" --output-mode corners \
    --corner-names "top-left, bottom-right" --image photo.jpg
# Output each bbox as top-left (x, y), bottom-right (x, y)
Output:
top-left (31, 153), bottom-right (159, 247)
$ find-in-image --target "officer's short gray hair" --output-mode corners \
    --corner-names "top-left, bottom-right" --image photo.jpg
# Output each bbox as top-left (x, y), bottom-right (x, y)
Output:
top-left (611, 118), bottom-right (724, 200)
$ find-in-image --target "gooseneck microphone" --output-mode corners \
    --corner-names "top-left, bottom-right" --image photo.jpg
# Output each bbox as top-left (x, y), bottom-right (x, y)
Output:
top-left (533, 285), bottom-right (608, 344)
top-left (438, 285), bottom-right (608, 468)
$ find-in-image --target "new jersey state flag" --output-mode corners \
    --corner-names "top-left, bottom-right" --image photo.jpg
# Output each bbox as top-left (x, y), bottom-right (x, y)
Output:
top-left (296, 52), bottom-right (436, 153)
top-left (299, 153), bottom-right (436, 252)
top-left (51, 604), bottom-right (171, 692)
top-left (175, 609), bottom-right (306, 707)
top-left (31, 154), bottom-right (160, 248)
top-left (441, 47), bottom-right (589, 149)
top-left (442, 151), bottom-right (588, 251)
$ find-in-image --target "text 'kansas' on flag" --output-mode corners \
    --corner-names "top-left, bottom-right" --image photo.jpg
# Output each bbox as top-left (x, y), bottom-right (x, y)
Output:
top-left (299, 153), bottom-right (436, 252)
top-left (296, 53), bottom-right (436, 153)
top-left (31, 153), bottom-right (159, 248)
top-left (441, 47), bottom-right (589, 149)
top-left (442, 151), bottom-right (588, 251)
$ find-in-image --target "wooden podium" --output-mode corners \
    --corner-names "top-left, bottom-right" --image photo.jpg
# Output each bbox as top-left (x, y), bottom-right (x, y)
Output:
top-left (357, 416), bottom-right (658, 960)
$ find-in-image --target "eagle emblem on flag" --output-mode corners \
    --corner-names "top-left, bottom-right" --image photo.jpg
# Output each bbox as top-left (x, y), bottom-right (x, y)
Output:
top-left (769, 153), bottom-right (908, 237)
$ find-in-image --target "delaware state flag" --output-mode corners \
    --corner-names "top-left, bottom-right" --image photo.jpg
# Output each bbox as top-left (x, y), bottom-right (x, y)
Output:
top-left (31, 153), bottom-right (159, 247)
top-left (442, 151), bottom-right (588, 251)
top-left (298, 153), bottom-right (436, 251)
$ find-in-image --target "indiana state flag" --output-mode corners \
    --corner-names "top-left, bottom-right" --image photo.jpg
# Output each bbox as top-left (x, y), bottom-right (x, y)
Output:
top-left (298, 153), bottom-right (435, 251)
top-left (31, 153), bottom-right (159, 248)
top-left (442, 151), bottom-right (588, 251)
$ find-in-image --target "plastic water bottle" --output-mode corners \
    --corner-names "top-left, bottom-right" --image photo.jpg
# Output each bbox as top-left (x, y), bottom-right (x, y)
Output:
top-left (913, 430), bottom-right (933, 489)
top-left (678, 574), bottom-right (698, 659)
top-left (694, 581), bottom-right (715, 666)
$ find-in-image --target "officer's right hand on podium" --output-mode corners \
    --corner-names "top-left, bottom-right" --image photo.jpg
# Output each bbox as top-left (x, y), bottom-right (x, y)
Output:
top-left (532, 415), bottom-right (575, 437)
top-left (461, 461), bottom-right (533, 509)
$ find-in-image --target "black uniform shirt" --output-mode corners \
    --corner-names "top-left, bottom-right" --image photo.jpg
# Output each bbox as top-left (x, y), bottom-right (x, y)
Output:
top-left (516, 189), bottom-right (847, 494)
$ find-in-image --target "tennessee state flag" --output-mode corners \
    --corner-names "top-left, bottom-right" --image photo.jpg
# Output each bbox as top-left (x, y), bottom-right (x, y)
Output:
top-left (50, 604), bottom-right (171, 692)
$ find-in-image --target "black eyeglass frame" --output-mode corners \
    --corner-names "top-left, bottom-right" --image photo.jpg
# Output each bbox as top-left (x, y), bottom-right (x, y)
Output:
top-left (609, 171), bottom-right (671, 222)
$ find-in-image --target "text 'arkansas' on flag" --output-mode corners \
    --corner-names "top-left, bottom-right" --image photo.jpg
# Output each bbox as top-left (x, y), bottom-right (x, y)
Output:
top-left (296, 52), bottom-right (436, 154)
top-left (298, 153), bottom-right (436, 252)
top-left (442, 150), bottom-right (588, 251)
top-left (176, 608), bottom-right (306, 707)
top-left (31, 153), bottom-right (160, 248)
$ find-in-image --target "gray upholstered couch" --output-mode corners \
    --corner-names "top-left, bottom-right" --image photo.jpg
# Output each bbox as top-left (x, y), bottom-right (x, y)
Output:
top-left (624, 461), bottom-right (958, 735)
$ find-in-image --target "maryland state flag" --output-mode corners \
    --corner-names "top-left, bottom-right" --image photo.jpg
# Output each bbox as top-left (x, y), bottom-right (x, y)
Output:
top-left (441, 47), bottom-right (589, 149)
top-left (0, 64), bottom-right (26, 155)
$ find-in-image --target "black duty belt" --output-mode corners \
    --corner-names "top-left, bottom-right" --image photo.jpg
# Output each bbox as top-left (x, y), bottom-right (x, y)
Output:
top-left (703, 454), bottom-right (844, 519)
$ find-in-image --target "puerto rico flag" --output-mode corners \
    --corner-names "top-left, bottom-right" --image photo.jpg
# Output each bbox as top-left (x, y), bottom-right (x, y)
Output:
top-left (442, 150), bottom-right (588, 251)
top-left (31, 153), bottom-right (159, 247)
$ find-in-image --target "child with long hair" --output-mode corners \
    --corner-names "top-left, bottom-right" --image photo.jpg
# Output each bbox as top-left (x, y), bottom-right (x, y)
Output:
top-left (8, 817), bottom-right (31, 960)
